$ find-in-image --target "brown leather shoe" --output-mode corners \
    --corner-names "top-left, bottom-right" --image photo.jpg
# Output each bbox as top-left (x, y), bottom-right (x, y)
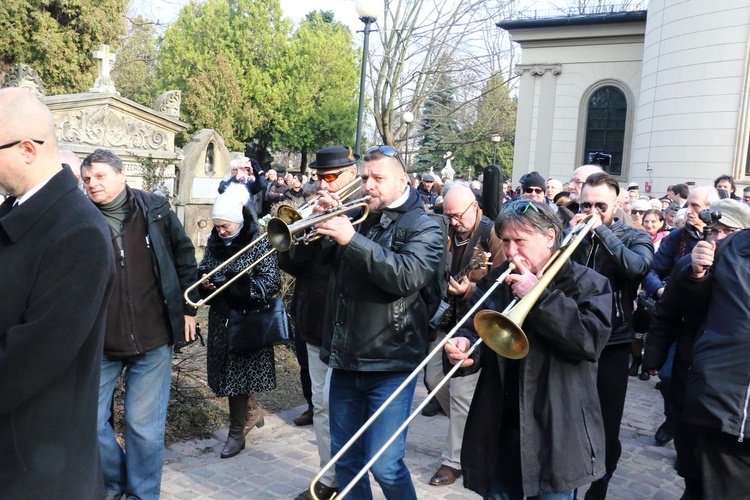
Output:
top-left (294, 482), bottom-right (339, 500)
top-left (293, 407), bottom-right (314, 426)
top-left (429, 465), bottom-right (461, 486)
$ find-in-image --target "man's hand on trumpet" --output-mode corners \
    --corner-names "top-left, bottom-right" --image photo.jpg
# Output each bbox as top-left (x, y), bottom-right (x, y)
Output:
top-left (312, 189), bottom-right (341, 214)
top-left (444, 337), bottom-right (474, 367)
top-left (316, 215), bottom-right (356, 246)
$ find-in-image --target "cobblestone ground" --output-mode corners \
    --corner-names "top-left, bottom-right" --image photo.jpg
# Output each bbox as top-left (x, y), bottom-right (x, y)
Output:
top-left (162, 374), bottom-right (684, 499)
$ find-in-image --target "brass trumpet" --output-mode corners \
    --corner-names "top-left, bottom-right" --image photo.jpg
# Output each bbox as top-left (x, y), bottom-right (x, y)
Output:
top-left (184, 178), bottom-right (363, 308)
top-left (266, 196), bottom-right (371, 252)
top-left (309, 213), bottom-right (600, 499)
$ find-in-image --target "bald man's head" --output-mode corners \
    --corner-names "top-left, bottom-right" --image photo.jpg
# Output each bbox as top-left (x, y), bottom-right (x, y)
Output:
top-left (0, 88), bottom-right (60, 197)
top-left (568, 164), bottom-right (603, 201)
top-left (443, 184), bottom-right (479, 234)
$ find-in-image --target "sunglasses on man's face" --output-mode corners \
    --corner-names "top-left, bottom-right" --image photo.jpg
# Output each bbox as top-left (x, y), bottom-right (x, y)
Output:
top-left (631, 209), bottom-right (646, 216)
top-left (524, 187), bottom-right (544, 194)
top-left (319, 170), bottom-right (348, 183)
top-left (580, 201), bottom-right (609, 213)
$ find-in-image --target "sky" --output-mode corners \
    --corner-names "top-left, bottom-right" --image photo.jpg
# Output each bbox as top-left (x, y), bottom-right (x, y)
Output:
top-left (129, 0), bottom-right (564, 32)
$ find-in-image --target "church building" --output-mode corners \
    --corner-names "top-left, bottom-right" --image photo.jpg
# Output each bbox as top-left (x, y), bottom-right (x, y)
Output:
top-left (499, 0), bottom-right (750, 194)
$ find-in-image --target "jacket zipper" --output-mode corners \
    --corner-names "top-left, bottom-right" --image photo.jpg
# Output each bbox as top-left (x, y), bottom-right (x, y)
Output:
top-left (739, 378), bottom-right (750, 442)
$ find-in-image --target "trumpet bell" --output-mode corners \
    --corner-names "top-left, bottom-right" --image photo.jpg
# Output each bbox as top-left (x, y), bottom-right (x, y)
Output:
top-left (276, 205), bottom-right (304, 224)
top-left (474, 310), bottom-right (529, 359)
top-left (267, 217), bottom-right (294, 252)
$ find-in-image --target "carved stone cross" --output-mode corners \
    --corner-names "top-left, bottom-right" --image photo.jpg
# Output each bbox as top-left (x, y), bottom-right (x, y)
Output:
top-left (89, 44), bottom-right (119, 94)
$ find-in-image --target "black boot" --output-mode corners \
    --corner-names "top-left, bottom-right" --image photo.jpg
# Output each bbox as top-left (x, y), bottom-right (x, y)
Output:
top-left (584, 477), bottom-right (609, 500)
top-left (221, 395), bottom-right (249, 458)
top-left (629, 356), bottom-right (642, 377)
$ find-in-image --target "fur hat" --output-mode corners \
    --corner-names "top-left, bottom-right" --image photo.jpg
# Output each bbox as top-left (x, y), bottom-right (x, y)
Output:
top-left (519, 171), bottom-right (545, 191)
top-left (211, 184), bottom-right (249, 223)
top-left (710, 198), bottom-right (750, 230)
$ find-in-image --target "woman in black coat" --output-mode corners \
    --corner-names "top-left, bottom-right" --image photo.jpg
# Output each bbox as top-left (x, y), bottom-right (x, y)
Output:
top-left (199, 185), bottom-right (281, 459)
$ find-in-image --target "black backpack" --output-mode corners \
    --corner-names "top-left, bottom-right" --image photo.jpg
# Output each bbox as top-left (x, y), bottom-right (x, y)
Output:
top-left (391, 209), bottom-right (450, 341)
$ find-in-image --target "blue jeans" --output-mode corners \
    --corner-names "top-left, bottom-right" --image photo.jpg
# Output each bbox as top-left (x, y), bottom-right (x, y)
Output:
top-left (329, 369), bottom-right (417, 500)
top-left (98, 344), bottom-right (173, 499)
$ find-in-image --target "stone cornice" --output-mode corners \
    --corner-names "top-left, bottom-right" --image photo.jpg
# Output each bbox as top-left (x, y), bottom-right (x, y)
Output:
top-left (514, 64), bottom-right (562, 76)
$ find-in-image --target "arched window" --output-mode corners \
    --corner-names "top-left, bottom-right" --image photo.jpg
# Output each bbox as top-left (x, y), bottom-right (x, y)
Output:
top-left (584, 86), bottom-right (627, 176)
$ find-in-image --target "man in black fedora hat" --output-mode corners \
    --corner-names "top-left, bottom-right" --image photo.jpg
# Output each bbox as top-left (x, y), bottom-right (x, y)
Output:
top-left (279, 144), bottom-right (359, 500)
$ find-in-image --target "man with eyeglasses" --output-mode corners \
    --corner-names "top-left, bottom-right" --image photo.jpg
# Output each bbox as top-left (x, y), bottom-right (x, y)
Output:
top-left (302, 144), bottom-right (442, 499)
top-left (519, 171), bottom-right (546, 204)
top-left (279, 145), bottom-right (359, 500)
top-left (569, 172), bottom-right (654, 499)
top-left (423, 183), bottom-right (505, 488)
top-left (0, 88), bottom-right (115, 498)
top-left (643, 197), bottom-right (750, 498)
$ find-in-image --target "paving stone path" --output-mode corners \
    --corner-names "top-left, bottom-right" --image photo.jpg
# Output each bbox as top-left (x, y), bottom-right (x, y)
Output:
top-left (162, 374), bottom-right (684, 499)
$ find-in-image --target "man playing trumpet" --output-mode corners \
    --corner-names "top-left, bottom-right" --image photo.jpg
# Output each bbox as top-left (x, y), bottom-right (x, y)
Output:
top-left (295, 145), bottom-right (443, 499)
top-left (445, 200), bottom-right (612, 499)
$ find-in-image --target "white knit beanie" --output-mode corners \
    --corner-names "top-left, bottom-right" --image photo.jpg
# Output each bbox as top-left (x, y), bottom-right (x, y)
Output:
top-left (211, 184), bottom-right (249, 223)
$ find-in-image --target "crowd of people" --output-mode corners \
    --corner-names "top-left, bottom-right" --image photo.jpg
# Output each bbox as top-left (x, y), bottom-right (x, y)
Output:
top-left (4, 87), bottom-right (750, 500)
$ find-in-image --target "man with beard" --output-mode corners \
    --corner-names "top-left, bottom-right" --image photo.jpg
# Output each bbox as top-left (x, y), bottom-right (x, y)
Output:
top-left (569, 172), bottom-right (654, 499)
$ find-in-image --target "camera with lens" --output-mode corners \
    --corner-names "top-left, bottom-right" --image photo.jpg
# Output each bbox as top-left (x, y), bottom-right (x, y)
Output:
top-left (587, 152), bottom-right (612, 167)
top-left (698, 209), bottom-right (721, 226)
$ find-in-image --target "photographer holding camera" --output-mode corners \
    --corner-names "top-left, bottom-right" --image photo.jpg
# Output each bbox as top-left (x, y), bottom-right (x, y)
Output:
top-left (644, 198), bottom-right (750, 497)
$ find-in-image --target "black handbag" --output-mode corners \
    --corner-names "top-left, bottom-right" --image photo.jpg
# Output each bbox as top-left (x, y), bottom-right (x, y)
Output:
top-left (227, 280), bottom-right (291, 353)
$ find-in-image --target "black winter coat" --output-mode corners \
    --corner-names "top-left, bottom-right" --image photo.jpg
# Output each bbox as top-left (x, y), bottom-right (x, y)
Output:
top-left (0, 168), bottom-right (115, 498)
top-left (456, 260), bottom-right (613, 497)
top-left (570, 218), bottom-right (653, 344)
top-left (679, 231), bottom-right (750, 441)
top-left (321, 188), bottom-right (443, 371)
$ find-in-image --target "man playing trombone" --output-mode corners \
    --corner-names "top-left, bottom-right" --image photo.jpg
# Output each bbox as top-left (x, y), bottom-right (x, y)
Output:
top-left (306, 145), bottom-right (443, 499)
top-left (445, 200), bottom-right (613, 499)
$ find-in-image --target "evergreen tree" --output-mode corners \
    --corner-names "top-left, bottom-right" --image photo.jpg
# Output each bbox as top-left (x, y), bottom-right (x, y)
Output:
top-left (0, 0), bottom-right (127, 94)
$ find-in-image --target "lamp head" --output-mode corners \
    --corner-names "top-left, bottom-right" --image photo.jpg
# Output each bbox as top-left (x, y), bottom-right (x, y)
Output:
top-left (402, 111), bottom-right (414, 124)
top-left (355, 0), bottom-right (382, 21)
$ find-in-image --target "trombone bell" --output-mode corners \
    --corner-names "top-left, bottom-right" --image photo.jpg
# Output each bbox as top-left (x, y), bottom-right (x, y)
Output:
top-left (474, 310), bottom-right (529, 359)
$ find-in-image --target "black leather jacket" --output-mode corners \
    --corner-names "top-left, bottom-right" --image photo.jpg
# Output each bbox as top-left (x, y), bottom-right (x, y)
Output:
top-left (321, 188), bottom-right (443, 371)
top-left (570, 218), bottom-right (654, 344)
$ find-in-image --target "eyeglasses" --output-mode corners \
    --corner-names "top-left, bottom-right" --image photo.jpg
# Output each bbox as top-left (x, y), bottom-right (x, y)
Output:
top-left (445, 202), bottom-right (475, 222)
top-left (319, 170), bottom-right (348, 183)
top-left (631, 209), bottom-right (646, 216)
top-left (567, 178), bottom-right (585, 187)
top-left (524, 187), bottom-right (544, 194)
top-left (0, 139), bottom-right (45, 150)
top-left (580, 201), bottom-right (609, 213)
top-left (503, 200), bottom-right (541, 215)
top-left (365, 145), bottom-right (405, 168)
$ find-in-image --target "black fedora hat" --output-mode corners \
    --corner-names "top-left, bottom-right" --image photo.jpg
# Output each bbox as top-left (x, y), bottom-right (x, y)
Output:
top-left (308, 145), bottom-right (359, 170)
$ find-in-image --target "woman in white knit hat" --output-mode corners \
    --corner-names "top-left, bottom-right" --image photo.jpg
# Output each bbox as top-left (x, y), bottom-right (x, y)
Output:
top-left (198, 184), bottom-right (281, 458)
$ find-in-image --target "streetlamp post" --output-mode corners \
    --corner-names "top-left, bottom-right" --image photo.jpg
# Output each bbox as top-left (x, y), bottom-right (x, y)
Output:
top-left (402, 111), bottom-right (414, 171)
top-left (354, 0), bottom-right (382, 156)
top-left (491, 134), bottom-right (502, 165)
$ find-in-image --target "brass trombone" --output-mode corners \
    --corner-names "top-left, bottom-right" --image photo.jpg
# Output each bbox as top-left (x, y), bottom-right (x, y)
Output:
top-left (184, 178), bottom-right (363, 308)
top-left (266, 196), bottom-right (371, 252)
top-left (309, 213), bottom-right (600, 499)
